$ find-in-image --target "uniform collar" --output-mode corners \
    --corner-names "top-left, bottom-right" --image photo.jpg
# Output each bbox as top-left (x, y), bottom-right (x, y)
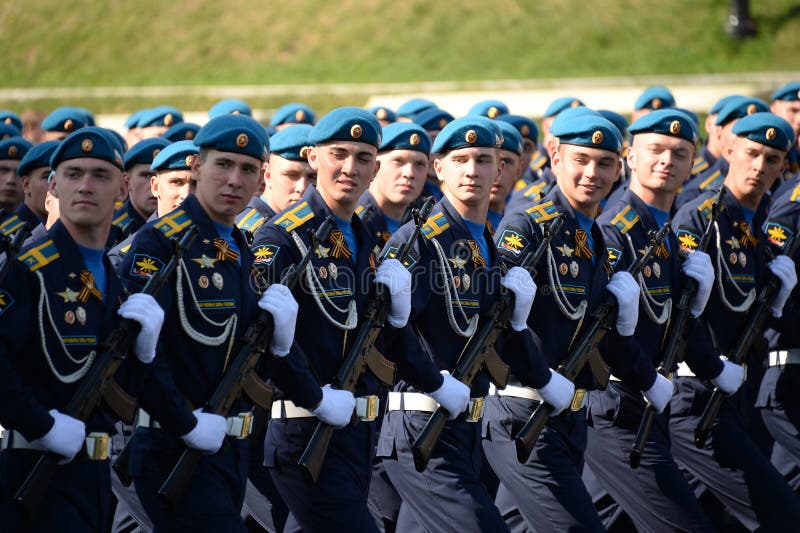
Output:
top-left (179, 193), bottom-right (249, 253)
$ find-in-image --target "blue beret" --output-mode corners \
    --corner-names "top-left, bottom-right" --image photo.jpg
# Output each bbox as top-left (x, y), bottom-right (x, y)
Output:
top-left (496, 121), bottom-right (523, 154)
top-left (0, 123), bottom-right (21, 140)
top-left (431, 116), bottom-right (502, 154)
top-left (104, 128), bottom-right (128, 154)
top-left (412, 108), bottom-right (455, 132)
top-left (125, 109), bottom-right (147, 129)
top-left (194, 114), bottom-right (269, 161)
top-left (715, 96), bottom-right (769, 126)
top-left (598, 110), bottom-right (629, 138)
top-left (496, 114), bottom-right (539, 144)
top-left (674, 108), bottom-right (700, 129)
top-left (551, 116), bottom-right (623, 154)
top-left (367, 106), bottom-right (397, 123)
top-left (270, 103), bottom-right (315, 127)
top-left (550, 107), bottom-right (601, 134)
top-left (309, 107), bottom-right (382, 148)
top-left (628, 109), bottom-right (699, 144)
top-left (396, 98), bottom-right (437, 119)
top-left (709, 95), bottom-right (744, 116)
top-left (265, 126), bottom-right (278, 138)
top-left (0, 110), bottom-right (23, 131)
top-left (467, 99), bottom-right (509, 119)
top-left (162, 122), bottom-right (201, 142)
top-left (137, 106), bottom-right (183, 128)
top-left (634, 86), bottom-right (675, 111)
top-left (379, 123), bottom-right (431, 154)
top-left (771, 81), bottom-right (800, 102)
top-left (50, 127), bottom-right (124, 169)
top-left (151, 140), bottom-right (199, 172)
top-left (209, 99), bottom-right (252, 118)
top-left (268, 124), bottom-right (313, 161)
top-left (732, 112), bottom-right (795, 152)
top-left (42, 107), bottom-right (87, 133)
top-left (544, 97), bottom-right (585, 118)
top-left (0, 137), bottom-right (33, 161)
top-left (17, 140), bottom-right (60, 176)
top-left (123, 137), bottom-right (170, 170)
top-left (74, 107), bottom-right (96, 127)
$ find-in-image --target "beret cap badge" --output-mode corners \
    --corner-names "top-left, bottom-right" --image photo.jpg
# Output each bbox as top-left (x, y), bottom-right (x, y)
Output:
top-left (152, 148), bottom-right (161, 158)
top-left (766, 127), bottom-right (777, 141)
top-left (296, 110), bottom-right (305, 121)
top-left (521, 125), bottom-right (530, 137)
top-left (164, 114), bottom-right (174, 127)
top-left (488, 107), bottom-right (499, 119)
top-left (409, 133), bottom-right (420, 146)
top-left (669, 120), bottom-right (681, 135)
top-left (81, 139), bottom-right (93, 152)
top-left (64, 119), bottom-right (74, 132)
top-left (592, 131), bottom-right (604, 144)
top-left (439, 118), bottom-right (448, 128)
top-left (8, 146), bottom-right (17, 158)
top-left (747, 104), bottom-right (757, 115)
top-left (3, 118), bottom-right (10, 124)
top-left (350, 124), bottom-right (363, 139)
top-left (652, 98), bottom-right (662, 110)
top-left (465, 130), bottom-right (478, 144)
top-left (376, 109), bottom-right (387, 120)
top-left (236, 133), bottom-right (249, 147)
top-left (570, 100), bottom-right (581, 108)
top-left (185, 155), bottom-right (194, 166)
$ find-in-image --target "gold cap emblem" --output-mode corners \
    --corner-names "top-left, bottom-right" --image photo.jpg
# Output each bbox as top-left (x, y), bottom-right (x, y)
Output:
top-left (3, 118), bottom-right (10, 125)
top-left (592, 131), bottom-right (604, 144)
top-left (669, 120), bottom-right (681, 135)
top-left (185, 155), bottom-right (194, 167)
top-left (236, 133), bottom-right (249, 147)
top-left (409, 133), bottom-right (420, 146)
top-left (652, 98), bottom-right (662, 110)
top-left (299, 146), bottom-right (310, 159)
top-left (570, 100), bottom-right (581, 108)
top-left (465, 130), bottom-right (478, 144)
top-left (797, 90), bottom-right (800, 100)
top-left (747, 103), bottom-right (757, 115)
top-left (164, 114), bottom-right (174, 127)
top-left (64, 119), bottom-right (74, 132)
top-left (185, 131), bottom-right (195, 140)
top-left (232, 110), bottom-right (240, 115)
top-left (521, 125), bottom-right (530, 137)
top-left (350, 124), bottom-right (362, 139)
top-left (8, 146), bottom-right (17, 158)
top-left (81, 139), bottom-right (93, 152)
top-left (296, 110), bottom-right (306, 122)
top-left (488, 106), bottom-right (499, 119)
top-left (376, 108), bottom-right (387, 120)
top-left (439, 118), bottom-right (448, 128)
top-left (766, 127), bottom-right (777, 141)
top-left (152, 148), bottom-right (161, 158)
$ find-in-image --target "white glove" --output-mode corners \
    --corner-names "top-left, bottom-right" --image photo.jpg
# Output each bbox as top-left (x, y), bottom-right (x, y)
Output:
top-left (31, 409), bottom-right (86, 464)
top-left (606, 271), bottom-right (640, 336)
top-left (180, 409), bottom-right (227, 453)
top-left (117, 293), bottom-right (164, 364)
top-left (711, 356), bottom-right (744, 395)
top-left (258, 283), bottom-right (298, 356)
top-left (375, 258), bottom-right (412, 328)
top-left (312, 385), bottom-right (356, 428)
top-left (501, 266), bottom-right (537, 331)
top-left (429, 371), bottom-right (471, 420)
top-left (682, 251), bottom-right (714, 317)
top-left (768, 255), bottom-right (797, 318)
top-left (643, 374), bottom-right (674, 413)
top-left (537, 369), bottom-right (575, 416)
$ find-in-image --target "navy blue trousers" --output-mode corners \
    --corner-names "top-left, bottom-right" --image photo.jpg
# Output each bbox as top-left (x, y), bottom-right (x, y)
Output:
top-left (758, 366), bottom-right (800, 491)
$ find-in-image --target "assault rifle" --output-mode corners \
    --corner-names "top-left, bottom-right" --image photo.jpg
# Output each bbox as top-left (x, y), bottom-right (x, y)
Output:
top-left (0, 222), bottom-right (32, 286)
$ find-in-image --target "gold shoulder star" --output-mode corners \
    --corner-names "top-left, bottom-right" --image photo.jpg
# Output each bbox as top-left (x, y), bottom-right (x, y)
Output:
top-left (56, 287), bottom-right (79, 303)
top-left (191, 254), bottom-right (217, 268)
top-left (556, 244), bottom-right (574, 257)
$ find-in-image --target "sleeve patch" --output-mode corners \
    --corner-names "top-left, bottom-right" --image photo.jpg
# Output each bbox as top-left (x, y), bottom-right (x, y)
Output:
top-left (383, 245), bottom-right (418, 268)
top-left (606, 246), bottom-right (622, 268)
top-left (765, 221), bottom-right (793, 248)
top-left (676, 228), bottom-right (701, 253)
top-left (0, 289), bottom-right (14, 316)
top-left (497, 229), bottom-right (530, 257)
top-left (129, 253), bottom-right (164, 279)
top-left (252, 244), bottom-right (280, 266)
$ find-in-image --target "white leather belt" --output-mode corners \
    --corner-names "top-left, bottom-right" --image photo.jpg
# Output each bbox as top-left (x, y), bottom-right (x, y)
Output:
top-left (769, 350), bottom-right (800, 367)
top-left (488, 383), bottom-right (587, 411)
top-left (0, 429), bottom-right (110, 460)
top-left (387, 392), bottom-right (485, 422)
top-left (136, 409), bottom-right (254, 439)
top-left (270, 396), bottom-right (379, 422)
top-left (676, 362), bottom-right (696, 377)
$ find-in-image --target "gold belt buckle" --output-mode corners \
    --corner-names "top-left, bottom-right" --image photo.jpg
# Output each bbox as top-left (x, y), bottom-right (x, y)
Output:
top-left (85, 432), bottom-right (110, 461)
top-left (466, 397), bottom-right (485, 422)
top-left (358, 395), bottom-right (379, 421)
top-left (570, 389), bottom-right (587, 412)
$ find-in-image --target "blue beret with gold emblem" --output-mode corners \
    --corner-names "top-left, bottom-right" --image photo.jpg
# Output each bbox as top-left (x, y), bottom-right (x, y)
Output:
top-left (269, 124), bottom-right (313, 161)
top-left (771, 81), bottom-right (800, 102)
top-left (17, 140), bottom-right (60, 176)
top-left (0, 110), bottom-right (23, 131)
top-left (544, 97), bottom-right (585, 118)
top-left (551, 116), bottom-right (623, 154)
top-left (396, 98), bottom-right (437, 119)
top-left (629, 109), bottom-right (698, 144)
top-left (270, 103), bottom-right (316, 127)
top-left (105, 128), bottom-right (128, 154)
top-left (732, 112), bottom-right (795, 152)
top-left (634, 86), bottom-right (675, 111)
top-left (123, 137), bottom-right (170, 171)
top-left (379, 123), bottom-right (431, 154)
top-left (50, 127), bottom-right (124, 169)
top-left (194, 114), bottom-right (269, 161)
top-left (162, 122), bottom-right (201, 142)
top-left (0, 123), bottom-right (21, 140)
top-left (0, 137), bottom-right (33, 161)
top-left (598, 110), bottom-right (629, 139)
top-left (497, 114), bottom-right (539, 145)
top-left (309, 107), bottom-right (382, 148)
top-left (468, 99), bottom-right (509, 119)
top-left (674, 108), bottom-right (700, 129)
top-left (412, 107), bottom-right (455, 132)
top-left (125, 109), bottom-right (146, 129)
top-left (550, 107), bottom-right (601, 134)
top-left (209, 99), bottom-right (252, 118)
top-left (715, 96), bottom-right (769, 126)
top-left (151, 140), bottom-right (199, 171)
top-left (42, 107), bottom-right (87, 134)
top-left (367, 106), bottom-right (397, 123)
top-left (709, 95), bottom-right (743, 116)
top-left (137, 106), bottom-right (183, 128)
top-left (496, 121), bottom-right (523, 154)
top-left (431, 116), bottom-right (502, 154)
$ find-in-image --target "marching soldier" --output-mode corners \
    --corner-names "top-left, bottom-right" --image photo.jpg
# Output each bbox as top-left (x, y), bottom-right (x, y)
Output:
top-left (487, 121), bottom-right (524, 231)
top-left (269, 103), bottom-right (315, 131)
top-left (770, 81), bottom-right (800, 180)
top-left (497, 114), bottom-right (539, 192)
top-left (0, 137), bottom-right (34, 228)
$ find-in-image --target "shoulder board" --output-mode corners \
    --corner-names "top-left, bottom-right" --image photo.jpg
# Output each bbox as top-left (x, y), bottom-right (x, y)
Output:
top-left (699, 169), bottom-right (723, 191)
top-left (513, 178), bottom-right (528, 191)
top-left (154, 209), bottom-right (192, 238)
top-left (274, 201), bottom-right (314, 232)
top-left (790, 183), bottom-right (800, 203)
top-left (530, 152), bottom-right (547, 171)
top-left (421, 211), bottom-right (450, 239)
top-left (609, 205), bottom-right (640, 235)
top-left (18, 239), bottom-right (59, 272)
top-left (525, 200), bottom-right (559, 223)
top-left (355, 205), bottom-right (365, 216)
top-left (112, 211), bottom-right (130, 230)
top-left (697, 195), bottom-right (718, 219)
top-left (121, 243), bottom-right (132, 254)
top-left (0, 215), bottom-right (24, 237)
top-left (523, 181), bottom-right (547, 201)
top-left (236, 208), bottom-right (265, 232)
top-left (692, 157), bottom-right (709, 175)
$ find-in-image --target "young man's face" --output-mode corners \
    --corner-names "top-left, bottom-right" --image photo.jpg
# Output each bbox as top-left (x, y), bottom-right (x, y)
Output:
top-left (628, 133), bottom-right (695, 195)
top-left (308, 141), bottom-right (379, 214)
top-left (22, 165), bottom-right (52, 220)
top-left (491, 149), bottom-right (521, 208)
top-left (264, 154), bottom-right (316, 212)
top-left (50, 158), bottom-right (125, 229)
top-left (192, 149), bottom-right (262, 225)
top-left (0, 160), bottom-right (23, 211)
top-left (374, 149), bottom-right (428, 209)
top-left (151, 169), bottom-right (191, 216)
top-left (771, 99), bottom-right (800, 141)
top-left (553, 143), bottom-right (620, 216)
top-left (434, 146), bottom-right (501, 210)
top-left (125, 163), bottom-right (158, 218)
top-left (725, 137), bottom-right (786, 205)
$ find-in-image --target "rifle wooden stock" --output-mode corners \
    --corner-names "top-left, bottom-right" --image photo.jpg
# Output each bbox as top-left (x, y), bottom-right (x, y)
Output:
top-left (158, 217), bottom-right (333, 506)
top-left (411, 215), bottom-right (566, 472)
top-left (629, 188), bottom-right (724, 468)
top-left (298, 198), bottom-right (435, 483)
top-left (514, 222), bottom-right (671, 464)
top-left (0, 222), bottom-right (32, 286)
top-left (15, 226), bottom-right (199, 515)
top-left (694, 233), bottom-right (800, 448)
